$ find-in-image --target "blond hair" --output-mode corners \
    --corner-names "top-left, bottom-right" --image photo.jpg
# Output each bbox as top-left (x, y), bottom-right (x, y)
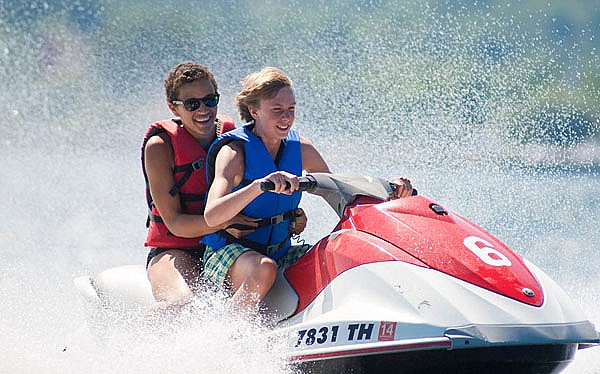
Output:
top-left (236, 67), bottom-right (293, 123)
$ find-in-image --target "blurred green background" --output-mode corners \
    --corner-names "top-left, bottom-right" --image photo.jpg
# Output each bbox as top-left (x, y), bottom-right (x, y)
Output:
top-left (2, 0), bottom-right (599, 169)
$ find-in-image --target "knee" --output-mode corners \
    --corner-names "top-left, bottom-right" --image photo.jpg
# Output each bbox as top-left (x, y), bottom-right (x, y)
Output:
top-left (229, 253), bottom-right (278, 292)
top-left (253, 257), bottom-right (277, 287)
top-left (153, 284), bottom-right (194, 306)
top-left (245, 256), bottom-right (277, 289)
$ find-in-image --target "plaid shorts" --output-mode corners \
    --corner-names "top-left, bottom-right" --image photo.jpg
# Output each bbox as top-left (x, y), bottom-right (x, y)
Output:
top-left (203, 242), bottom-right (311, 286)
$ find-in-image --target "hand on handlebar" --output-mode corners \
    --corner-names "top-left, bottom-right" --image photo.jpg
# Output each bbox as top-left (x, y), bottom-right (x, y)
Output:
top-left (260, 171), bottom-right (299, 195)
top-left (390, 177), bottom-right (414, 199)
top-left (260, 174), bottom-right (317, 192)
top-left (290, 208), bottom-right (307, 235)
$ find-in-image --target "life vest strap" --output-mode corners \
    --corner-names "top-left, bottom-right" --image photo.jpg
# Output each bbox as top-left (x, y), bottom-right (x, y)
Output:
top-left (179, 192), bottom-right (205, 202)
top-left (256, 210), bottom-right (295, 227)
top-left (223, 210), bottom-right (295, 230)
top-left (218, 209), bottom-right (296, 255)
top-left (147, 209), bottom-right (180, 237)
top-left (220, 230), bottom-right (291, 256)
top-left (173, 158), bottom-right (205, 173)
top-left (147, 209), bottom-right (163, 224)
top-left (170, 158), bottom-right (205, 196)
top-left (147, 193), bottom-right (205, 226)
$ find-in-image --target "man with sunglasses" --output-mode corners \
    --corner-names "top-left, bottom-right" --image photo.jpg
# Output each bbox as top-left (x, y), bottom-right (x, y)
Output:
top-left (141, 61), bottom-right (258, 313)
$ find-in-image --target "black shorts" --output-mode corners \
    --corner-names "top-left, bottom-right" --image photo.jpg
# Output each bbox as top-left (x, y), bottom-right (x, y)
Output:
top-left (146, 247), bottom-right (205, 270)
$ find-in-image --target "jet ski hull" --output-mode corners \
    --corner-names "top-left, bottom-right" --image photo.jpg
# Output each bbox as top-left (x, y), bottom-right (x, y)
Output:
top-left (294, 343), bottom-right (578, 374)
top-left (275, 260), bottom-right (598, 373)
top-left (73, 173), bottom-right (599, 373)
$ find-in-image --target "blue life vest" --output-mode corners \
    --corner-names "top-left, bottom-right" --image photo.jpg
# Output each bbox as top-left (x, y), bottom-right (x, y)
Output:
top-left (201, 124), bottom-right (302, 260)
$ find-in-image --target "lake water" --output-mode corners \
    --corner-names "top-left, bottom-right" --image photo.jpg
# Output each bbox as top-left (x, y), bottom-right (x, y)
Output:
top-left (1, 148), bottom-right (598, 373)
top-left (1, 1), bottom-right (598, 372)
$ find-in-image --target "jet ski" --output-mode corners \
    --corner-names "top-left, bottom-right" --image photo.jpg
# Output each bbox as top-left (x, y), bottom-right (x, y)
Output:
top-left (74, 172), bottom-right (599, 373)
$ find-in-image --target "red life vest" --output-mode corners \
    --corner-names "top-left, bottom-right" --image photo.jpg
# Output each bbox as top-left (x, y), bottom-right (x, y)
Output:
top-left (141, 114), bottom-right (235, 248)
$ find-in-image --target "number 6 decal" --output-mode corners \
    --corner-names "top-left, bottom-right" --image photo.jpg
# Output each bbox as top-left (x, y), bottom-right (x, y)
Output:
top-left (463, 236), bottom-right (512, 267)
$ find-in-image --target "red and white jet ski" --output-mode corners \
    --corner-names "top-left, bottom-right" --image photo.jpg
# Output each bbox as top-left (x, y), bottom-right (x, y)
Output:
top-left (74, 173), bottom-right (599, 373)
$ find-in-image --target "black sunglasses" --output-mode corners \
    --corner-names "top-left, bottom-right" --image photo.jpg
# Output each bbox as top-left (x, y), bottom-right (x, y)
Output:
top-left (172, 93), bottom-right (220, 111)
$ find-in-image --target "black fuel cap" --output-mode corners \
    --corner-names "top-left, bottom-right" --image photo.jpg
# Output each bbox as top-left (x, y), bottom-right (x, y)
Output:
top-left (430, 204), bottom-right (447, 215)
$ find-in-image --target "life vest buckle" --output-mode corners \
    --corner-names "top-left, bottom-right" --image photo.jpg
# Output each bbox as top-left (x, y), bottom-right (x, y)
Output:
top-left (261, 210), bottom-right (295, 227)
top-left (268, 214), bottom-right (285, 225)
top-left (191, 158), bottom-right (205, 171)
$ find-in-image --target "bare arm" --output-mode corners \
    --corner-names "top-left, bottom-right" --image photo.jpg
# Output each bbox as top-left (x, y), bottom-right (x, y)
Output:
top-left (203, 142), bottom-right (263, 227)
top-left (300, 136), bottom-right (331, 173)
top-left (204, 141), bottom-right (301, 227)
top-left (145, 133), bottom-right (228, 237)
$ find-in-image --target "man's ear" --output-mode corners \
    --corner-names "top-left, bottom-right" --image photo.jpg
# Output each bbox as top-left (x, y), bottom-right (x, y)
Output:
top-left (249, 105), bottom-right (259, 121)
top-left (167, 101), bottom-right (179, 117)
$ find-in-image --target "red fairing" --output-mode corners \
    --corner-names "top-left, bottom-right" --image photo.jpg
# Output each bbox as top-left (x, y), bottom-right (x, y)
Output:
top-left (285, 229), bottom-right (429, 312)
top-left (285, 196), bottom-right (543, 314)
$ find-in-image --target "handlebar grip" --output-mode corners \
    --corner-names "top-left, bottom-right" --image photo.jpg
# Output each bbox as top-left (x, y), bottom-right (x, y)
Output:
top-left (260, 180), bottom-right (280, 191)
top-left (260, 176), bottom-right (317, 192)
top-left (390, 181), bottom-right (418, 196)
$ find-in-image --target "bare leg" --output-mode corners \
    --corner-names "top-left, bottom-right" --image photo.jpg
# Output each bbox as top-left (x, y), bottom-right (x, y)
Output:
top-left (147, 249), bottom-right (201, 314)
top-left (226, 251), bottom-right (277, 315)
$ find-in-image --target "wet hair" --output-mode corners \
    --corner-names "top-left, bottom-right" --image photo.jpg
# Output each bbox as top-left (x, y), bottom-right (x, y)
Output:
top-left (164, 61), bottom-right (218, 103)
top-left (235, 67), bottom-right (293, 123)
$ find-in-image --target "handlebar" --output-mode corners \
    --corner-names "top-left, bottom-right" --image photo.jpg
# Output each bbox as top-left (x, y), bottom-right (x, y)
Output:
top-left (260, 175), bottom-right (318, 192)
top-left (260, 174), bottom-right (417, 197)
top-left (389, 181), bottom-right (418, 196)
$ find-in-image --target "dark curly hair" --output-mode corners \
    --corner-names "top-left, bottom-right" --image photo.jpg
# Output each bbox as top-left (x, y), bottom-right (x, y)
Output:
top-left (164, 61), bottom-right (218, 103)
